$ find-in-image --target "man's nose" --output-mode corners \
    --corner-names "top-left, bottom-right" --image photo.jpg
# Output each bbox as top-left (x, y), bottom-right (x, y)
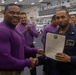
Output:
top-left (59, 18), bottom-right (63, 22)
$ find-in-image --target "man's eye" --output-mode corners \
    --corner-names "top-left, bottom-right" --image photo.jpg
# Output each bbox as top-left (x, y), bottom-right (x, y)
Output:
top-left (9, 12), bottom-right (15, 14)
top-left (56, 16), bottom-right (65, 19)
top-left (56, 17), bottom-right (60, 19)
top-left (9, 12), bottom-right (20, 15)
top-left (61, 16), bottom-right (65, 18)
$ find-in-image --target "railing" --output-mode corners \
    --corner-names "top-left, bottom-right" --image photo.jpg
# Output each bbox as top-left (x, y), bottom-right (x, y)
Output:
top-left (38, 5), bottom-right (76, 16)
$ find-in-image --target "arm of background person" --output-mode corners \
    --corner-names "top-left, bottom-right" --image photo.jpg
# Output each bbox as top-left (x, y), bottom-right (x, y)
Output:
top-left (41, 28), bottom-right (47, 46)
top-left (29, 24), bottom-right (38, 37)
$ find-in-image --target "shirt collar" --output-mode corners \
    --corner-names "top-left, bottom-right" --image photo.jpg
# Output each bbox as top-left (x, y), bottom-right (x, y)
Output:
top-left (56, 25), bottom-right (75, 35)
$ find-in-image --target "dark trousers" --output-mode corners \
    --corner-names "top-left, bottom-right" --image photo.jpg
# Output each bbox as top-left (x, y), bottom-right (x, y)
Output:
top-left (30, 54), bottom-right (36, 75)
top-left (38, 56), bottom-right (76, 75)
top-left (27, 44), bottom-right (36, 75)
top-left (46, 60), bottom-right (76, 75)
top-left (38, 56), bottom-right (58, 75)
top-left (57, 62), bottom-right (76, 75)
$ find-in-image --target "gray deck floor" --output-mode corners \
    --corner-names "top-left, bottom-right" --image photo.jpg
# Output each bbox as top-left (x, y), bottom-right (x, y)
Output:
top-left (23, 34), bottom-right (44, 75)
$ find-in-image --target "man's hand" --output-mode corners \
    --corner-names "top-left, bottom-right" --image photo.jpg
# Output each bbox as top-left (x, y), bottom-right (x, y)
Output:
top-left (55, 53), bottom-right (71, 62)
top-left (37, 49), bottom-right (45, 56)
top-left (26, 25), bottom-right (31, 30)
top-left (29, 57), bottom-right (38, 69)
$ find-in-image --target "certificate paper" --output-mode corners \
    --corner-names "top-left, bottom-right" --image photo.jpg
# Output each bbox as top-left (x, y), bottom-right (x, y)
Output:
top-left (45, 33), bottom-right (65, 59)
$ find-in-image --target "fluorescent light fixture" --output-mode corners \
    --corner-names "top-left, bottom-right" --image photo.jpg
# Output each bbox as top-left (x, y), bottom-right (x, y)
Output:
top-left (19, 0), bottom-right (23, 2)
top-left (1, 0), bottom-right (5, 3)
top-left (14, 2), bottom-right (18, 4)
top-left (31, 2), bottom-right (35, 5)
top-left (39, 0), bottom-right (43, 2)
top-left (2, 1), bottom-right (5, 3)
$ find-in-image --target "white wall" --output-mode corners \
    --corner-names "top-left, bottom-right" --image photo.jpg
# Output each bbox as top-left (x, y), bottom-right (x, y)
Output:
top-left (22, 6), bottom-right (39, 22)
top-left (0, 18), bottom-right (3, 22)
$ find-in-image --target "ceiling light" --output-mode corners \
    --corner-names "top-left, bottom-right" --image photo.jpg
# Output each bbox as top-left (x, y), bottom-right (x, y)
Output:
top-left (31, 2), bottom-right (35, 5)
top-left (39, 0), bottom-right (43, 2)
top-left (1, 0), bottom-right (5, 3)
top-left (14, 2), bottom-right (18, 4)
top-left (19, 0), bottom-right (23, 2)
top-left (2, 1), bottom-right (5, 3)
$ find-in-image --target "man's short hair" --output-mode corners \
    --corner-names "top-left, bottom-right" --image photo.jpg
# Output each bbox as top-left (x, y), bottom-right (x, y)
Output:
top-left (56, 7), bottom-right (69, 15)
top-left (51, 15), bottom-right (56, 21)
top-left (4, 4), bottom-right (20, 13)
top-left (20, 12), bottom-right (26, 15)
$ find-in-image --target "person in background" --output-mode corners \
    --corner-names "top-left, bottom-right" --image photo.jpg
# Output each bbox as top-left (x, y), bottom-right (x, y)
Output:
top-left (70, 14), bottom-right (76, 26)
top-left (0, 4), bottom-right (44, 75)
top-left (16, 12), bottom-right (38, 75)
top-left (41, 15), bottom-right (59, 48)
top-left (41, 15), bottom-right (59, 75)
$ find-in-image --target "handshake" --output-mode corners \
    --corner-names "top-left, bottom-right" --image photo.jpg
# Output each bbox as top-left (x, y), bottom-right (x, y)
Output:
top-left (29, 48), bottom-right (45, 69)
top-left (29, 57), bottom-right (38, 69)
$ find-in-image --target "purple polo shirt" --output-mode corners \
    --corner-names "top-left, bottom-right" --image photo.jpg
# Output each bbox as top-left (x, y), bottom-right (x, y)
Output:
top-left (0, 21), bottom-right (37, 70)
top-left (41, 24), bottom-right (59, 46)
top-left (16, 23), bottom-right (38, 46)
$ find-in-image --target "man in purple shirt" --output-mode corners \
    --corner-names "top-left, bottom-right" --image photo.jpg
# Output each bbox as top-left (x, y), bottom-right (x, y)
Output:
top-left (16, 12), bottom-right (38, 75)
top-left (16, 12), bottom-right (38, 47)
top-left (41, 15), bottom-right (59, 47)
top-left (0, 4), bottom-right (44, 75)
top-left (41, 15), bottom-right (59, 75)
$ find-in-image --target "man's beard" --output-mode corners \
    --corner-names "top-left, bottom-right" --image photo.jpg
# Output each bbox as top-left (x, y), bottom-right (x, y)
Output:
top-left (59, 22), bottom-right (69, 28)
